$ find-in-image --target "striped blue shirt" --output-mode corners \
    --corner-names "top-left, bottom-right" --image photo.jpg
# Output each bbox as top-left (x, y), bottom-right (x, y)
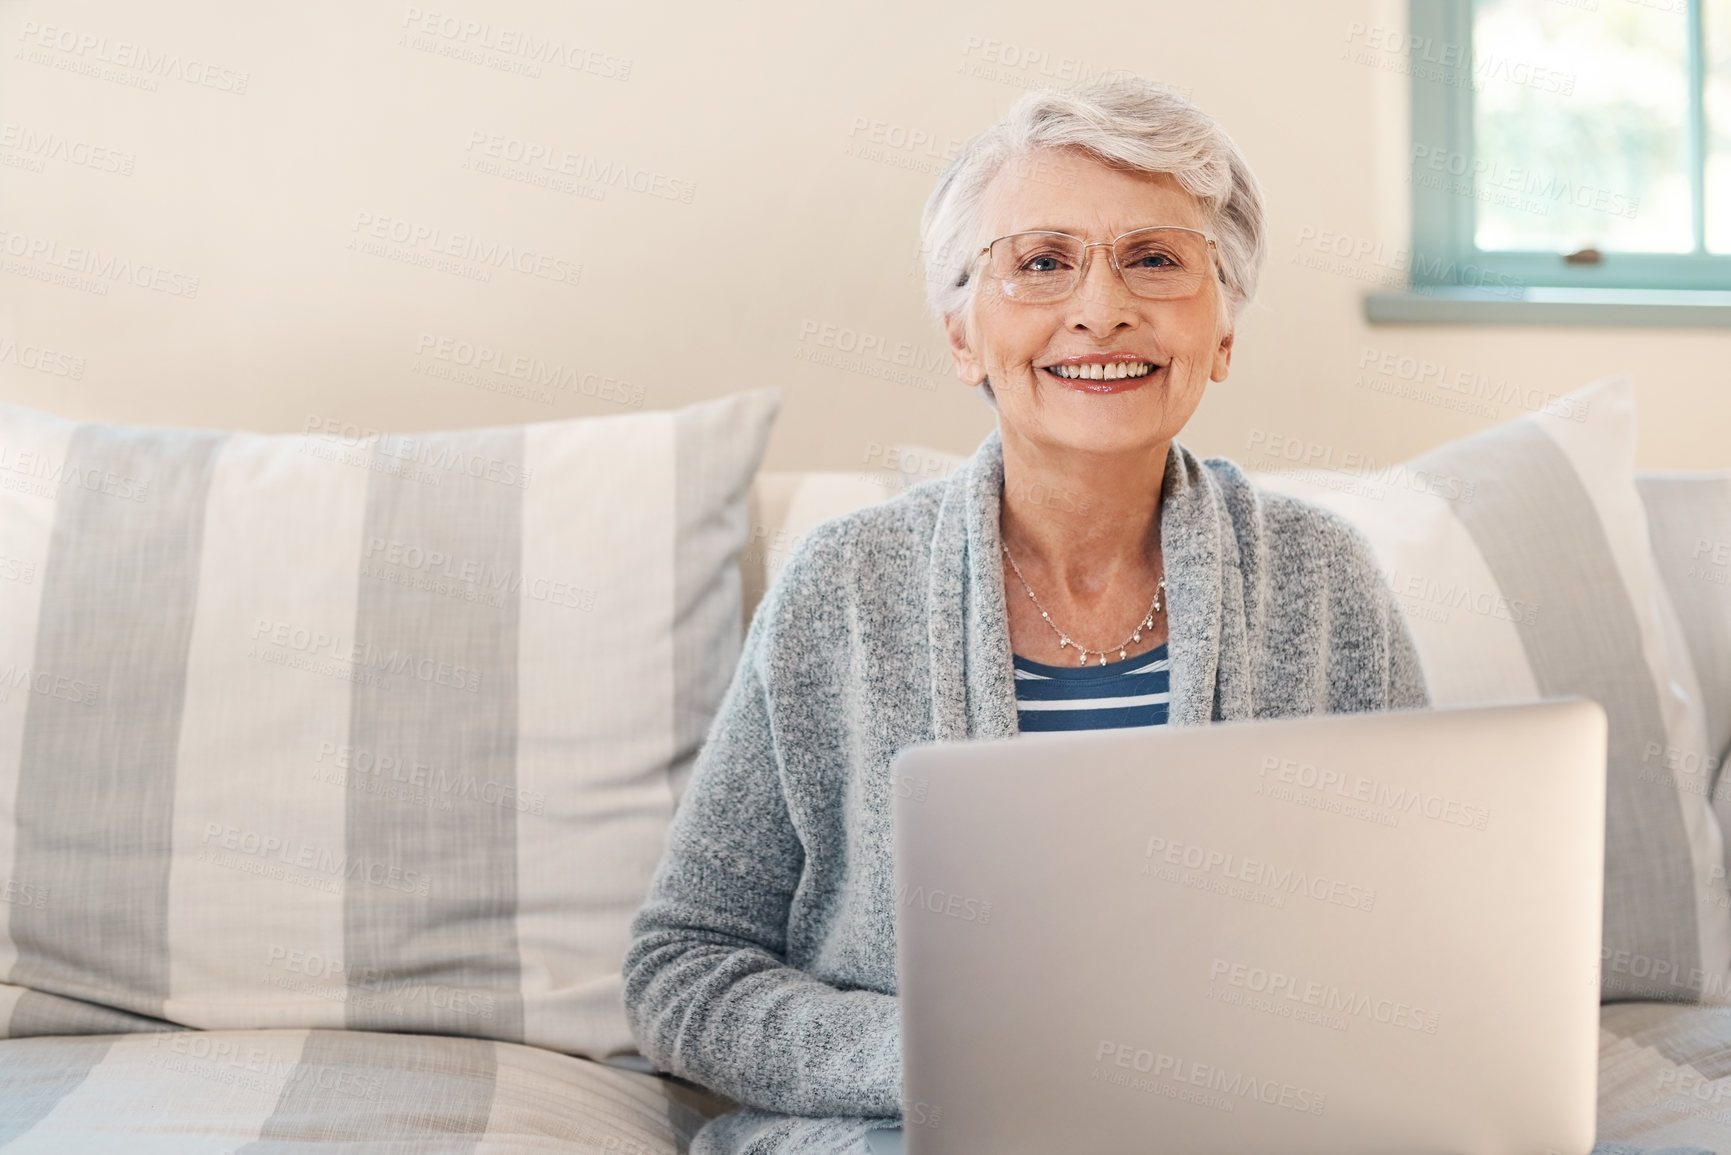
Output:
top-left (1012, 643), bottom-right (1171, 732)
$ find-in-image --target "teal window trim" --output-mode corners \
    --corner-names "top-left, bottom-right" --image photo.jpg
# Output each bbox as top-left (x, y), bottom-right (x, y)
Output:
top-left (1408, 0), bottom-right (1731, 293)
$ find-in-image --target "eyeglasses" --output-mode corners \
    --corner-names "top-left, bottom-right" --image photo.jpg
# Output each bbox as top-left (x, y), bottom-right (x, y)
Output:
top-left (968, 226), bottom-right (1220, 304)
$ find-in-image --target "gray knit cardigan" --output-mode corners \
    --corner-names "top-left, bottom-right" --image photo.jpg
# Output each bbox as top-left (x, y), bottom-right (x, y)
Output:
top-left (622, 427), bottom-right (1431, 1154)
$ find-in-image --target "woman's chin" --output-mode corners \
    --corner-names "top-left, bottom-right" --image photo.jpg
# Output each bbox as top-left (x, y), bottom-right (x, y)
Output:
top-left (1019, 389), bottom-right (1181, 457)
top-left (1027, 418), bottom-right (1171, 460)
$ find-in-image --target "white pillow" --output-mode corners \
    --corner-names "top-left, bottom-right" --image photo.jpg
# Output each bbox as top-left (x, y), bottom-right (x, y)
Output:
top-left (1255, 376), bottom-right (1730, 1004)
top-left (1637, 472), bottom-right (1731, 780)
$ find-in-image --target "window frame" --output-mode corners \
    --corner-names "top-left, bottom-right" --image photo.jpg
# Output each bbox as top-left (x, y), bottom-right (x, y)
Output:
top-left (1409, 0), bottom-right (1731, 293)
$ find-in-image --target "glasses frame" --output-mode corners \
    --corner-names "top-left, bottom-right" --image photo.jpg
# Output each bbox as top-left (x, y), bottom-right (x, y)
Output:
top-left (969, 225), bottom-right (1222, 303)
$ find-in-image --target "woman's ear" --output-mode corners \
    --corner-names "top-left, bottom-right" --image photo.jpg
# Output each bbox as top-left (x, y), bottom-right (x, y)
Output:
top-left (1210, 328), bottom-right (1235, 383)
top-left (944, 312), bottom-right (985, 386)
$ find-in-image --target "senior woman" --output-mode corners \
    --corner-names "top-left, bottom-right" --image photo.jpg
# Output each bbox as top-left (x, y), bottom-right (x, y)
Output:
top-left (623, 75), bottom-right (1428, 1154)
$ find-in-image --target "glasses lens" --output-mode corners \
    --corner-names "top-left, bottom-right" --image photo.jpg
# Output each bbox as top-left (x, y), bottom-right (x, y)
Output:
top-left (984, 229), bottom-right (1212, 302)
top-left (1113, 228), bottom-right (1209, 299)
top-left (986, 233), bottom-right (1085, 301)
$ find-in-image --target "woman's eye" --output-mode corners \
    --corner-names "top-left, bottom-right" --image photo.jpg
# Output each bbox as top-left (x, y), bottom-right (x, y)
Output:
top-left (1023, 255), bottom-right (1065, 273)
top-left (1129, 252), bottom-right (1177, 268)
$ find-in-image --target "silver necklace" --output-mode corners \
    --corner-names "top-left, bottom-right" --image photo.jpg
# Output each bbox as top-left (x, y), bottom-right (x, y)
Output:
top-left (1001, 541), bottom-right (1166, 666)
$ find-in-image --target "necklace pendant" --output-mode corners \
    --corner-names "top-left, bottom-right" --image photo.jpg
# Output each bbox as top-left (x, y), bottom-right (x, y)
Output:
top-left (1119, 648), bottom-right (1127, 659)
top-left (1077, 649), bottom-right (1087, 665)
top-left (1098, 653), bottom-right (1107, 666)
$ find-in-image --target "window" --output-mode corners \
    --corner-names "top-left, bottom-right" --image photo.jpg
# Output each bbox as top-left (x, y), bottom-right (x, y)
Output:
top-left (1409, 0), bottom-right (1731, 293)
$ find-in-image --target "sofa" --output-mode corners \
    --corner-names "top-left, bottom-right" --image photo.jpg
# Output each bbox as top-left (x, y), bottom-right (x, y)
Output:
top-left (1, 376), bottom-right (1731, 1153)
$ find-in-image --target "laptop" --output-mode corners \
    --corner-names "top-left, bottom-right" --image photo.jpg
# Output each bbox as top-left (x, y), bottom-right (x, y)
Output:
top-left (885, 698), bottom-right (1606, 1155)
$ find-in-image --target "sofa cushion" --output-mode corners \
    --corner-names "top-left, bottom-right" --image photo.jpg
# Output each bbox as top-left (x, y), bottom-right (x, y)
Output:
top-left (1256, 376), bottom-right (1729, 1005)
top-left (1600, 1001), bottom-right (1731, 1149)
top-left (1636, 473), bottom-right (1731, 784)
top-left (0, 389), bottom-right (779, 1057)
top-left (0, 1027), bottom-right (736, 1151)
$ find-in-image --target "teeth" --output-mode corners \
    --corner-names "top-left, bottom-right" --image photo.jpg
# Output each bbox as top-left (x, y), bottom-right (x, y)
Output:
top-left (1047, 362), bottom-right (1153, 381)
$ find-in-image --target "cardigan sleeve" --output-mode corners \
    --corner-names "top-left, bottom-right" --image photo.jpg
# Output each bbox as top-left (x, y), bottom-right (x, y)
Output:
top-left (620, 602), bottom-right (903, 1120)
top-left (1331, 511), bottom-right (1432, 712)
top-left (1384, 578), bottom-right (1430, 710)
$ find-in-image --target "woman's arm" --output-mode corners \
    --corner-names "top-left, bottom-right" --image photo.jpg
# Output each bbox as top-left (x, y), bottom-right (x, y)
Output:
top-left (621, 601), bottom-right (902, 1119)
top-left (1383, 576), bottom-right (1430, 710)
top-left (1325, 510), bottom-right (1432, 713)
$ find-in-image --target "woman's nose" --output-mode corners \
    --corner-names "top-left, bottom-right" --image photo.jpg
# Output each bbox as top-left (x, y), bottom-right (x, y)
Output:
top-left (1067, 245), bottom-right (1139, 325)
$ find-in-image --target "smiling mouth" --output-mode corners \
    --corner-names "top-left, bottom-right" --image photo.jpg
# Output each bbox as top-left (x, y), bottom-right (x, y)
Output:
top-left (1042, 361), bottom-right (1158, 381)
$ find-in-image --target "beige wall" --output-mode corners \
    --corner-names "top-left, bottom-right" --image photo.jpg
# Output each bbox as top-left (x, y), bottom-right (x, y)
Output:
top-left (2, 0), bottom-right (1725, 473)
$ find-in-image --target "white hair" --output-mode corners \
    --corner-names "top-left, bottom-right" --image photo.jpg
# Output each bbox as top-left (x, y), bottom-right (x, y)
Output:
top-left (919, 75), bottom-right (1268, 405)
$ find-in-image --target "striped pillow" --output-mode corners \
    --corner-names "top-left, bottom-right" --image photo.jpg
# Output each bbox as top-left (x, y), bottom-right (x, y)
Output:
top-left (0, 389), bottom-right (780, 1057)
top-left (1255, 376), bottom-right (1731, 1004)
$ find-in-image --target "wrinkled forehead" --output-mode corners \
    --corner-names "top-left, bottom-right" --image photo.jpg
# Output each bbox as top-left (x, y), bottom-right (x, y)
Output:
top-left (974, 147), bottom-right (1208, 245)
